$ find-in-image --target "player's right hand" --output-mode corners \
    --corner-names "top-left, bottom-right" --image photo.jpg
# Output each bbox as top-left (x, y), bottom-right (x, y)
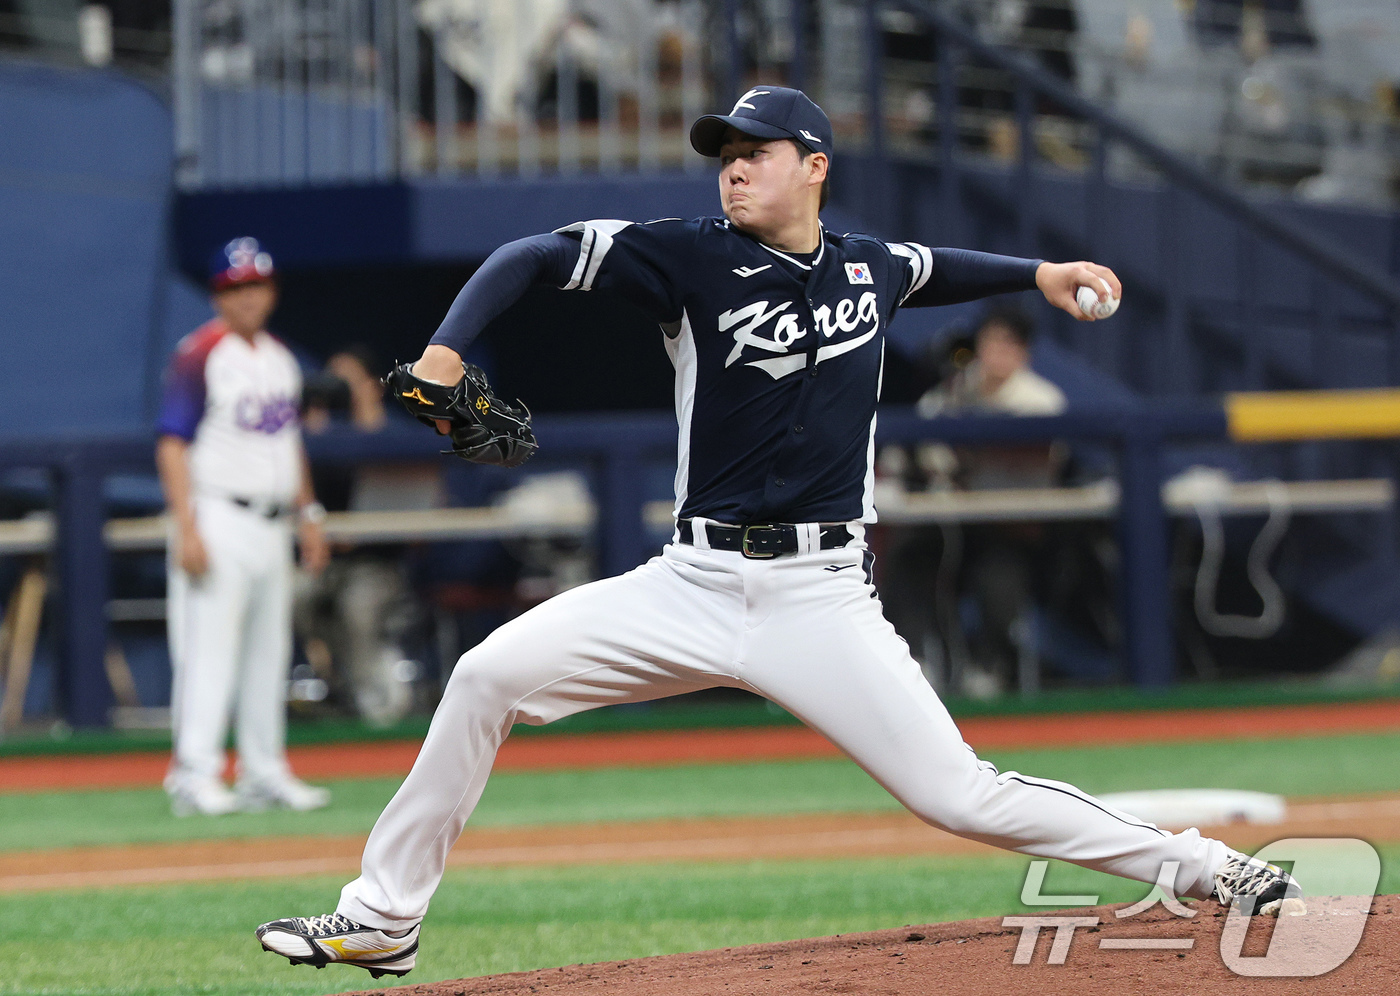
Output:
top-left (179, 522), bottom-right (210, 577)
top-left (1035, 260), bottom-right (1121, 321)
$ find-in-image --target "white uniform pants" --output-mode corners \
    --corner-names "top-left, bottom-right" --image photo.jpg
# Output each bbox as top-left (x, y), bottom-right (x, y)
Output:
top-left (166, 495), bottom-right (295, 789)
top-left (339, 540), bottom-right (1227, 928)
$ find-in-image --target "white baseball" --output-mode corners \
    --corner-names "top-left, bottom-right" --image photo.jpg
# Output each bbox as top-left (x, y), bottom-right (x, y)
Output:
top-left (1076, 276), bottom-right (1120, 319)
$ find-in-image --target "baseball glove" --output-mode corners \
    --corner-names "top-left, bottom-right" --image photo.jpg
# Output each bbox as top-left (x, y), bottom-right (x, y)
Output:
top-left (385, 361), bottom-right (538, 468)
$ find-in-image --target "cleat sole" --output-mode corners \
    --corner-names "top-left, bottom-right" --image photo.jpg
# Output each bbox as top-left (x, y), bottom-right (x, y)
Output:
top-left (368, 968), bottom-right (412, 979)
top-left (256, 922), bottom-right (416, 978)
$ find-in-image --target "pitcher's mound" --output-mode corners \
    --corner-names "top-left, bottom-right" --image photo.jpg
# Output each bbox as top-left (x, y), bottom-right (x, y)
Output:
top-left (352, 894), bottom-right (1397, 996)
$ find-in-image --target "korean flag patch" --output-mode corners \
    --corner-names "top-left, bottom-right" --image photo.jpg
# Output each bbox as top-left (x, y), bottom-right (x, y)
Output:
top-left (845, 262), bottom-right (873, 285)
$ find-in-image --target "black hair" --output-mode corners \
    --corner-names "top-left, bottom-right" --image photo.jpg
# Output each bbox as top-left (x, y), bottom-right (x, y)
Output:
top-left (792, 140), bottom-right (831, 210)
top-left (302, 371), bottom-right (351, 413)
top-left (332, 342), bottom-right (382, 378)
top-left (977, 305), bottom-right (1035, 346)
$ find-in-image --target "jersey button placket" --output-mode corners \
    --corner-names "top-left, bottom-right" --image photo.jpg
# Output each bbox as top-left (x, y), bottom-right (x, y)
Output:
top-left (767, 275), bottom-right (816, 506)
top-left (805, 297), bottom-right (819, 376)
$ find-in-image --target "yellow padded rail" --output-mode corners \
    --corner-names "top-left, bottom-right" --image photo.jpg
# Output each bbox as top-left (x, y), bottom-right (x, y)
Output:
top-left (1227, 389), bottom-right (1400, 441)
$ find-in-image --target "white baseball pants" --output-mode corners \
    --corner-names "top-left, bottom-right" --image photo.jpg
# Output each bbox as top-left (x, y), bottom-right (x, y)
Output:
top-left (339, 538), bottom-right (1227, 928)
top-left (166, 495), bottom-right (296, 789)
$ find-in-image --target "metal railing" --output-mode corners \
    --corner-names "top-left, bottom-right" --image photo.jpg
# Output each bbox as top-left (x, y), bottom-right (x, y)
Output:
top-left (6, 1), bottom-right (1392, 203)
top-left (0, 413), bottom-right (680, 729)
top-left (870, 0), bottom-right (1400, 397)
top-left (172, 0), bottom-right (730, 188)
top-left (167, 1), bottom-right (1400, 202)
top-left (0, 8), bottom-right (171, 76)
top-left (19, 400), bottom-right (1393, 726)
top-left (0, 402), bottom-right (1244, 727)
top-left (169, 1), bottom-right (1400, 370)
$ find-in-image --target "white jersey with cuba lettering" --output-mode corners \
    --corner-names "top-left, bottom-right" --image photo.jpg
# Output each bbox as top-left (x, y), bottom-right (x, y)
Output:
top-left (157, 318), bottom-right (304, 503)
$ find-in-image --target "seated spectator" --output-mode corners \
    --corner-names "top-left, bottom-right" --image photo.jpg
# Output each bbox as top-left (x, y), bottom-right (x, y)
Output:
top-left (884, 307), bottom-right (1069, 698)
top-left (918, 305), bottom-right (1064, 415)
top-left (915, 305), bottom-right (1066, 490)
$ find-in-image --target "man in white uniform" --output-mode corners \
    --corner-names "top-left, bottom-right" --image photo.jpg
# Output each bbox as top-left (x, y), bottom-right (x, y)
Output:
top-left (256, 88), bottom-right (1301, 979)
top-left (156, 237), bottom-right (333, 816)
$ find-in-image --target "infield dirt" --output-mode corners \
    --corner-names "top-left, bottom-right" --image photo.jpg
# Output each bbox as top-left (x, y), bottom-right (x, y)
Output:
top-left (2, 792), bottom-right (1397, 892)
top-left (348, 894), bottom-right (1398, 996)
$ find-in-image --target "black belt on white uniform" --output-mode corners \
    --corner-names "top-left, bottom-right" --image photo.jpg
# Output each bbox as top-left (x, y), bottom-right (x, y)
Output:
top-left (677, 519), bottom-right (853, 559)
top-left (229, 495), bottom-right (294, 519)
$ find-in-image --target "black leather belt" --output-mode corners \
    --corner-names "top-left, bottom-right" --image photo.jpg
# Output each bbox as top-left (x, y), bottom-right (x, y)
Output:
top-left (230, 496), bottom-right (293, 519)
top-left (677, 519), bottom-right (853, 559)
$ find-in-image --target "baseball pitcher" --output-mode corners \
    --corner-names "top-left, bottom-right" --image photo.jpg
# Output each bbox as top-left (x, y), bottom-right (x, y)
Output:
top-left (256, 88), bottom-right (1301, 978)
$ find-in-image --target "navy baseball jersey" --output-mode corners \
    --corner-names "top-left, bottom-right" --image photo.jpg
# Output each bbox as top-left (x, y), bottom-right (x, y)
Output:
top-left (549, 217), bottom-right (1040, 525)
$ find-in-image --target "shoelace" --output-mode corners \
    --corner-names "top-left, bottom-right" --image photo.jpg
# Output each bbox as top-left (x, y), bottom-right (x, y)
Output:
top-left (1217, 856), bottom-right (1282, 900)
top-left (301, 913), bottom-right (360, 936)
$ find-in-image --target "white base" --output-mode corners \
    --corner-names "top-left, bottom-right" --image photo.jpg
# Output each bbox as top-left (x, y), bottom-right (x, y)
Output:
top-left (1099, 789), bottom-right (1286, 829)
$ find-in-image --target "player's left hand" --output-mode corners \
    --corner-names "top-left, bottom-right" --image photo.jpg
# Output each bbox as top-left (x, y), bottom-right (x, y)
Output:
top-left (386, 360), bottom-right (538, 468)
top-left (1035, 261), bottom-right (1121, 321)
top-left (298, 520), bottom-right (331, 575)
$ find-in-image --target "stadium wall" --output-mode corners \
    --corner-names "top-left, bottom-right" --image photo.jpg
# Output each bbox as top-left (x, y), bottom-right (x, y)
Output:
top-left (0, 60), bottom-right (211, 437)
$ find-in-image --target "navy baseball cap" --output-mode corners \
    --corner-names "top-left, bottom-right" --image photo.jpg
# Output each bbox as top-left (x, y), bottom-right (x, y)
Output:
top-left (209, 236), bottom-right (275, 290)
top-left (690, 86), bottom-right (833, 159)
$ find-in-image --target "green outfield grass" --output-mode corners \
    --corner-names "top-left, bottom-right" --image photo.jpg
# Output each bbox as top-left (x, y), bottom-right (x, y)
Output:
top-left (4, 731), bottom-right (1400, 853)
top-left (4, 731), bottom-right (1398, 995)
top-left (4, 684), bottom-right (1395, 759)
top-left (4, 850), bottom-right (1397, 996)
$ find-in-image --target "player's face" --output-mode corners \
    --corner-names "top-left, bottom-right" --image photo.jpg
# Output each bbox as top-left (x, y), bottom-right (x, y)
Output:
top-left (213, 281), bottom-right (278, 337)
top-left (718, 132), bottom-right (824, 239)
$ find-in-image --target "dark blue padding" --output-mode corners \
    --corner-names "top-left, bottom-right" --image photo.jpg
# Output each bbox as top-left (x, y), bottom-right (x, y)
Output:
top-left (0, 62), bottom-right (173, 435)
